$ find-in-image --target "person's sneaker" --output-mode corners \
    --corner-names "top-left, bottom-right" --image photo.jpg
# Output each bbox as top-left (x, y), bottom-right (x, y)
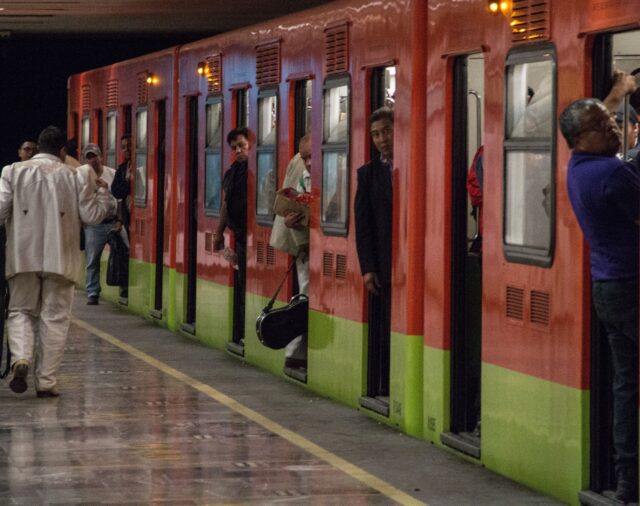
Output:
top-left (9, 361), bottom-right (29, 394)
top-left (87, 296), bottom-right (99, 305)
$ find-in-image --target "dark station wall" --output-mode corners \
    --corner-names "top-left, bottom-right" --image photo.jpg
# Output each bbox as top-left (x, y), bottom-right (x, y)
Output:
top-left (0, 34), bottom-right (202, 167)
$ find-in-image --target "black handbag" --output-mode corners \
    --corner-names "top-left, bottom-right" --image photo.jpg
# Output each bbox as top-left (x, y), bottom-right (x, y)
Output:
top-left (256, 257), bottom-right (308, 350)
top-left (106, 229), bottom-right (129, 286)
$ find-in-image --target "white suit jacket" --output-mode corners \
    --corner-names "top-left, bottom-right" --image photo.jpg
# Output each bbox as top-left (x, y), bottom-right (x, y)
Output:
top-left (0, 153), bottom-right (116, 283)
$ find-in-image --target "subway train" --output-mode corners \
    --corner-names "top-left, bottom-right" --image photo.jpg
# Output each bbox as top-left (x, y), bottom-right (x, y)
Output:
top-left (67, 0), bottom-right (640, 504)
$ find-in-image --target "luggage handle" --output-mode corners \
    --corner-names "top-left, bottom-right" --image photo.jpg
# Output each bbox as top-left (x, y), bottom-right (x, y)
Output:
top-left (264, 254), bottom-right (299, 312)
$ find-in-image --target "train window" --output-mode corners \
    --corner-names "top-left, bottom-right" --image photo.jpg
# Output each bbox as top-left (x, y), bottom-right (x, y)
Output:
top-left (321, 77), bottom-right (350, 235)
top-left (371, 66), bottom-right (396, 110)
top-left (81, 114), bottom-right (90, 151)
top-left (256, 90), bottom-right (278, 223)
top-left (503, 44), bottom-right (556, 266)
top-left (106, 111), bottom-right (117, 168)
top-left (204, 96), bottom-right (223, 215)
top-left (96, 109), bottom-right (104, 152)
top-left (293, 79), bottom-right (312, 149)
top-left (134, 108), bottom-right (148, 207)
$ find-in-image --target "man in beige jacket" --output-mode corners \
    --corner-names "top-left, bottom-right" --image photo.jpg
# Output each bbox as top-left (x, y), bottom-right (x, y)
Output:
top-left (0, 126), bottom-right (116, 397)
top-left (269, 134), bottom-right (311, 370)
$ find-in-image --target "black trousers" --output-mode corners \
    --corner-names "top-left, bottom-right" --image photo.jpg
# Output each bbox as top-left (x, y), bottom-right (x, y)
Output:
top-left (367, 282), bottom-right (391, 396)
top-left (232, 239), bottom-right (247, 344)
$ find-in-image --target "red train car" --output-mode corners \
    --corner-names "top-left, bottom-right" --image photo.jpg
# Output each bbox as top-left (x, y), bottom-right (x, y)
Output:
top-left (68, 0), bottom-right (640, 504)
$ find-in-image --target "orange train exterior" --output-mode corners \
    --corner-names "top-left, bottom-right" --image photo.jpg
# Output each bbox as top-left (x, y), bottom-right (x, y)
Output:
top-left (68, 0), bottom-right (640, 504)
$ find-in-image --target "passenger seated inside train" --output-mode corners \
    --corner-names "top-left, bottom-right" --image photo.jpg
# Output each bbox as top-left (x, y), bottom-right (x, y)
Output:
top-left (559, 70), bottom-right (640, 504)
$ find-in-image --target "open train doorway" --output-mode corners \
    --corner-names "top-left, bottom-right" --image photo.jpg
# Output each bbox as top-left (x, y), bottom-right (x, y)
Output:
top-left (579, 29), bottom-right (640, 505)
top-left (183, 96), bottom-right (199, 333)
top-left (441, 53), bottom-right (484, 458)
top-left (151, 100), bottom-right (166, 319)
top-left (359, 65), bottom-right (396, 416)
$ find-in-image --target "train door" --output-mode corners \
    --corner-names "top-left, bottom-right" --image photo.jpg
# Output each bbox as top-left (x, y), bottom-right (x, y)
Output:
top-left (283, 79), bottom-right (312, 381)
top-left (441, 54), bottom-right (484, 458)
top-left (183, 96), bottom-right (199, 333)
top-left (152, 100), bottom-right (166, 318)
top-left (227, 88), bottom-right (249, 355)
top-left (580, 30), bottom-right (640, 504)
top-left (359, 65), bottom-right (396, 416)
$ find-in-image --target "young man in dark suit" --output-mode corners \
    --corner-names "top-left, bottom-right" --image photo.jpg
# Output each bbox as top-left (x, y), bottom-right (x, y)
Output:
top-left (354, 107), bottom-right (393, 396)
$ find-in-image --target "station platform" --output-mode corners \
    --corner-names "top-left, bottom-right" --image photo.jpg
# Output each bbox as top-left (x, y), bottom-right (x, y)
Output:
top-left (0, 293), bottom-right (562, 505)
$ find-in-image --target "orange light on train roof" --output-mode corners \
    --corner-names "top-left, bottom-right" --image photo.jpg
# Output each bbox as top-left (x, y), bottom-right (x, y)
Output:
top-left (488, 1), bottom-right (500, 13)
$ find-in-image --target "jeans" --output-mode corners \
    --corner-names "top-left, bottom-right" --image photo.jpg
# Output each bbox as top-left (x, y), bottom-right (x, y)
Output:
top-left (593, 277), bottom-right (639, 478)
top-left (84, 223), bottom-right (112, 298)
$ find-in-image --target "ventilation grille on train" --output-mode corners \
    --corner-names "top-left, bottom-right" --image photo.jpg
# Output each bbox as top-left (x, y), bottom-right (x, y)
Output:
top-left (106, 80), bottom-right (119, 109)
top-left (136, 72), bottom-right (149, 105)
top-left (206, 54), bottom-right (223, 94)
top-left (511, 0), bottom-right (550, 43)
top-left (81, 84), bottom-right (91, 112)
top-left (530, 290), bottom-right (550, 326)
top-left (325, 24), bottom-right (349, 75)
top-left (506, 286), bottom-right (525, 320)
top-left (322, 251), bottom-right (333, 277)
top-left (322, 251), bottom-right (347, 280)
top-left (204, 232), bottom-right (213, 253)
top-left (257, 241), bottom-right (265, 264)
top-left (256, 42), bottom-right (280, 86)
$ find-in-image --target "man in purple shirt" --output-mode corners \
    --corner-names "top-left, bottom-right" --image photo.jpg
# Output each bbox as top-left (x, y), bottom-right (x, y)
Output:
top-left (560, 71), bottom-right (639, 503)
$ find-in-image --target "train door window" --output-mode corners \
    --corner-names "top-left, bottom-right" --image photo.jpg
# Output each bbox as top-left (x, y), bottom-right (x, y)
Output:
top-left (235, 89), bottom-right (249, 128)
top-left (204, 96), bottom-right (223, 215)
top-left (135, 108), bottom-right (148, 207)
top-left (256, 89), bottom-right (278, 223)
top-left (321, 77), bottom-right (350, 235)
top-left (106, 111), bottom-right (117, 168)
top-left (81, 114), bottom-right (90, 151)
top-left (95, 109), bottom-right (104, 150)
top-left (503, 44), bottom-right (556, 266)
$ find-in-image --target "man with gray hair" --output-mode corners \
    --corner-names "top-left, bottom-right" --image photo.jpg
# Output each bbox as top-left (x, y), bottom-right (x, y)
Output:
top-left (81, 143), bottom-right (116, 305)
top-left (0, 126), bottom-right (115, 397)
top-left (560, 70), bottom-right (639, 503)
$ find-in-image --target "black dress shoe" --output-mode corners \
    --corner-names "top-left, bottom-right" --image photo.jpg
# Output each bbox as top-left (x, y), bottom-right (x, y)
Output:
top-left (9, 362), bottom-right (28, 394)
top-left (284, 357), bottom-right (307, 370)
top-left (614, 479), bottom-right (638, 504)
top-left (87, 296), bottom-right (99, 305)
top-left (36, 388), bottom-right (60, 398)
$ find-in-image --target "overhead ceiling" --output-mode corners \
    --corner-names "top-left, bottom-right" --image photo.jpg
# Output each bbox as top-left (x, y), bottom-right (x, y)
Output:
top-left (0, 0), bottom-right (333, 36)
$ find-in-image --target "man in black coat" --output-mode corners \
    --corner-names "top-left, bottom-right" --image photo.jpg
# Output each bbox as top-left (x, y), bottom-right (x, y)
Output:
top-left (110, 134), bottom-right (132, 298)
top-left (355, 107), bottom-right (393, 396)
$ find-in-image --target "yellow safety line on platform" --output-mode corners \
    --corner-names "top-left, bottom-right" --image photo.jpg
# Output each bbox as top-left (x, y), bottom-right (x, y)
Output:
top-left (72, 318), bottom-right (426, 506)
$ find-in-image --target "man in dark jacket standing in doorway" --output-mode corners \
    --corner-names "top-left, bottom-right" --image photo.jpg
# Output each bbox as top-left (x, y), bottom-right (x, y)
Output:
top-left (354, 107), bottom-right (394, 397)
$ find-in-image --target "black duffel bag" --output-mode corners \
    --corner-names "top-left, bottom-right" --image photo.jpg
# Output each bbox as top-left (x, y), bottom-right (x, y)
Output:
top-left (256, 256), bottom-right (308, 350)
top-left (256, 294), bottom-right (308, 349)
top-left (106, 229), bottom-right (129, 286)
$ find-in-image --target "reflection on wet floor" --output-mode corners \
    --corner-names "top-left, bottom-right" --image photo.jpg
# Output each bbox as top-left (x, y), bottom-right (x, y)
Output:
top-left (0, 324), bottom-right (396, 505)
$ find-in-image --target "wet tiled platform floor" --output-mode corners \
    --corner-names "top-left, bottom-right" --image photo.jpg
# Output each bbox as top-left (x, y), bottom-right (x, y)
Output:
top-left (0, 293), bottom-right (562, 505)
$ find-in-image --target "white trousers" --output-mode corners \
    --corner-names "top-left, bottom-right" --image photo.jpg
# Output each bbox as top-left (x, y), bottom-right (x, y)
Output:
top-left (285, 255), bottom-right (309, 359)
top-left (7, 272), bottom-right (75, 390)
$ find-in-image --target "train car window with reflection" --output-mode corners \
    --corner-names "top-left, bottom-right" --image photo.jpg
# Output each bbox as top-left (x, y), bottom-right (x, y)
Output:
top-left (503, 45), bottom-right (556, 266)
top-left (205, 97), bottom-right (223, 215)
top-left (256, 90), bottom-right (278, 223)
top-left (135, 108), bottom-right (148, 207)
top-left (321, 77), bottom-right (350, 235)
top-left (106, 111), bottom-right (117, 169)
